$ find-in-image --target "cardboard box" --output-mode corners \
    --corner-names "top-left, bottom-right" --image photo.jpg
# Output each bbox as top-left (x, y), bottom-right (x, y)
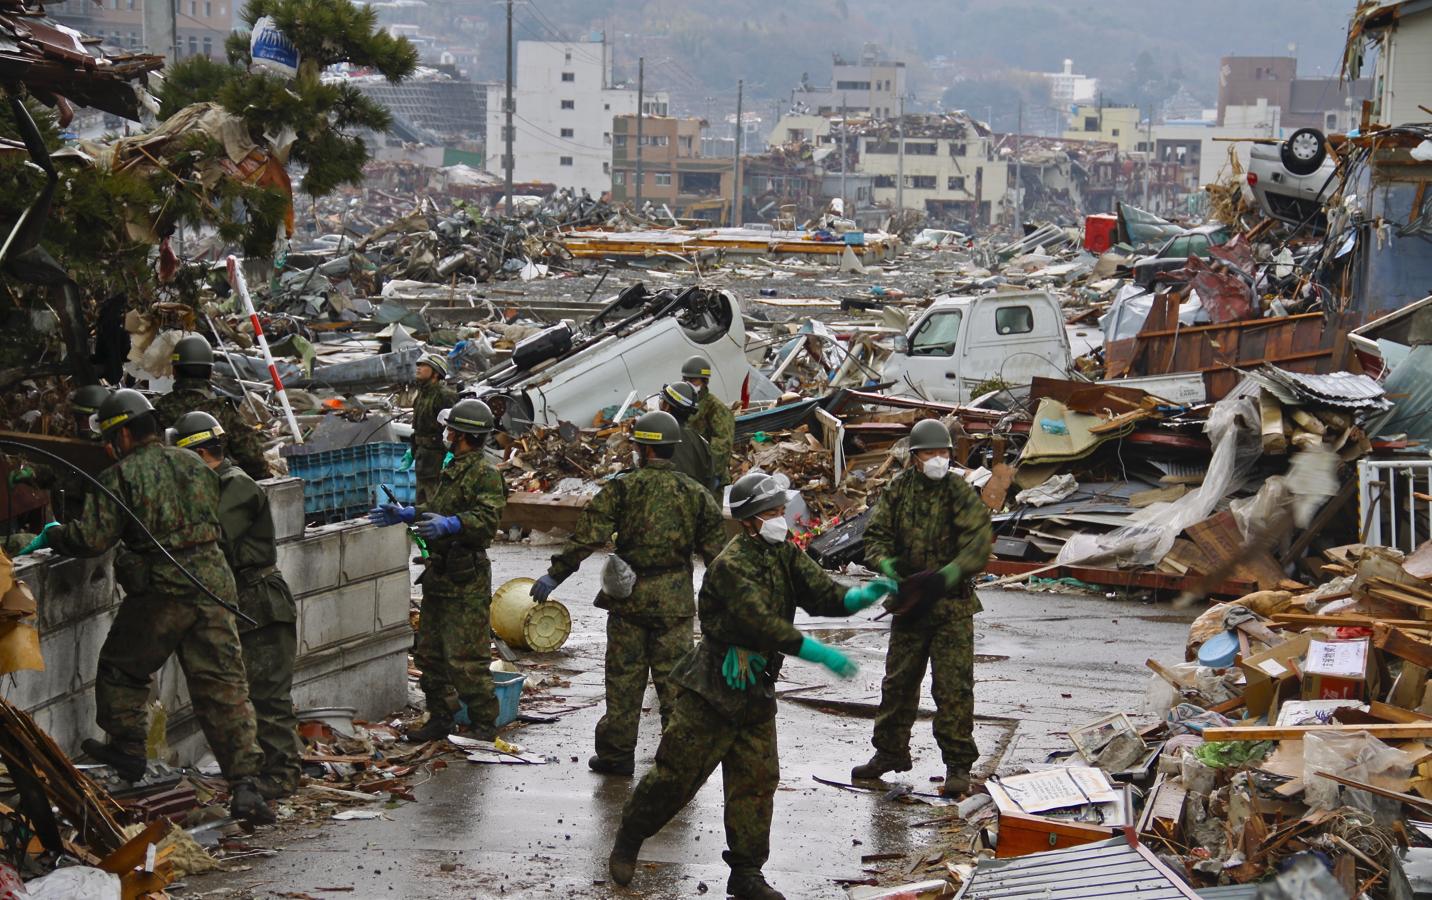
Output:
top-left (1302, 636), bottom-right (1372, 701)
top-left (1239, 632), bottom-right (1314, 721)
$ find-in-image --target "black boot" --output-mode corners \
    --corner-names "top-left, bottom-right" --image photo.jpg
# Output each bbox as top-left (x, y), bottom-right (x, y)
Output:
top-left (727, 870), bottom-right (785, 900)
top-left (588, 754), bottom-right (634, 776)
top-left (940, 766), bottom-right (972, 797)
top-left (81, 738), bottom-right (147, 783)
top-left (608, 827), bottom-right (643, 886)
top-left (404, 714), bottom-right (454, 744)
top-left (230, 779), bottom-right (276, 826)
top-left (850, 751), bottom-right (912, 781)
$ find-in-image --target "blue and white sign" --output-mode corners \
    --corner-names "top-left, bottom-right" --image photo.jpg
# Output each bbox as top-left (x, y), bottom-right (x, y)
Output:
top-left (250, 15), bottom-right (299, 78)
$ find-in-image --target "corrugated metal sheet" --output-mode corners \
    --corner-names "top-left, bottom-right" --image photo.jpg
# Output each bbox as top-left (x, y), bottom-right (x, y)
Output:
top-left (1371, 344), bottom-right (1432, 442)
top-left (1195, 886), bottom-right (1259, 899)
top-left (1250, 365), bottom-right (1389, 409)
top-left (957, 838), bottom-right (1201, 899)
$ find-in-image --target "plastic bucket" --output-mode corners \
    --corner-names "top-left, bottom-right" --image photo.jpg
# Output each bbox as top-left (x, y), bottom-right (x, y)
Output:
top-left (491, 578), bottom-right (572, 652)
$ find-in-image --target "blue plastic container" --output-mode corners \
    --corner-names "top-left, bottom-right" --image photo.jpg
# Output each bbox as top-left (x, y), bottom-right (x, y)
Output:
top-left (842, 231), bottom-right (866, 245)
top-left (284, 441), bottom-right (417, 523)
top-left (455, 671), bottom-right (527, 728)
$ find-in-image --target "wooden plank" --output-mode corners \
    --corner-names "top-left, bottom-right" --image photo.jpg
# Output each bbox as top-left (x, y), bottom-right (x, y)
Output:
top-left (994, 809), bottom-right (1114, 859)
top-left (1186, 509), bottom-right (1289, 591)
top-left (1203, 723), bottom-right (1432, 741)
top-left (1373, 623), bottom-right (1432, 669)
top-left (1369, 700), bottom-right (1432, 724)
top-left (983, 559), bottom-right (1256, 596)
top-left (1273, 612), bottom-right (1432, 630)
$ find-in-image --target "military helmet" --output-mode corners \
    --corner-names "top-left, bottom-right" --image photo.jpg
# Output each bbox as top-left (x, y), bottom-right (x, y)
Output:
top-left (908, 419), bottom-right (953, 452)
top-left (680, 354), bottom-right (712, 380)
top-left (96, 388), bottom-right (154, 437)
top-left (661, 381), bottom-right (698, 411)
top-left (728, 472), bottom-right (796, 520)
top-left (170, 410), bottom-right (225, 450)
top-left (417, 352), bottom-right (450, 379)
top-left (171, 335), bottom-right (214, 376)
top-left (446, 398), bottom-right (494, 435)
top-left (632, 410), bottom-right (682, 445)
top-left (70, 384), bottom-right (111, 416)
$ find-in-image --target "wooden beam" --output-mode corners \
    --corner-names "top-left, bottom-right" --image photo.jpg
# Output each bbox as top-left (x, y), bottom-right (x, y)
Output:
top-left (1272, 612), bottom-right (1432, 631)
top-left (1374, 623), bottom-right (1432, 669)
top-left (1203, 723), bottom-right (1432, 741)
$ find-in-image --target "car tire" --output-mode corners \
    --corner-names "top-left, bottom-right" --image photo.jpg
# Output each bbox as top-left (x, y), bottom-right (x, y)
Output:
top-left (1281, 128), bottom-right (1327, 177)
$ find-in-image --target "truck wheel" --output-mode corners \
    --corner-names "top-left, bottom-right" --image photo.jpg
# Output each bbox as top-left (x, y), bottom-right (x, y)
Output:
top-left (1281, 128), bottom-right (1327, 176)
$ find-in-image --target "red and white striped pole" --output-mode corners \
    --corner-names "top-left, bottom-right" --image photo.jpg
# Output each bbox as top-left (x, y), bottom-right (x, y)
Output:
top-left (226, 254), bottom-right (303, 444)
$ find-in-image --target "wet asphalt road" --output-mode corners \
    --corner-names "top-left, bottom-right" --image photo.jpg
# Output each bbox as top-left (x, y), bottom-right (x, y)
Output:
top-left (187, 541), bottom-right (1196, 899)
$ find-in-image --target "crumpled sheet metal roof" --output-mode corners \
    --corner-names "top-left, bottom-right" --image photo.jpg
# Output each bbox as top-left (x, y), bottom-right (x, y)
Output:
top-left (1246, 365), bottom-right (1390, 410)
top-left (956, 837), bottom-right (1201, 900)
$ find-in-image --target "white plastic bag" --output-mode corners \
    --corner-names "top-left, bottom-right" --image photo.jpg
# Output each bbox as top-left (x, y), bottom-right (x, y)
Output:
top-left (24, 866), bottom-right (120, 899)
top-left (1303, 730), bottom-right (1417, 819)
top-left (600, 555), bottom-right (636, 600)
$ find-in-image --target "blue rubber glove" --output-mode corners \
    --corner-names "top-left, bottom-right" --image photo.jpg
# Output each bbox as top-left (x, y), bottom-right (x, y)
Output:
top-left (722, 646), bottom-right (768, 691)
top-left (416, 512), bottom-right (462, 540)
top-left (443, 451), bottom-right (454, 469)
top-left (796, 636), bottom-right (858, 679)
top-left (19, 522), bottom-right (59, 555)
top-left (397, 448), bottom-right (414, 472)
top-left (530, 574), bottom-right (559, 602)
top-left (844, 577), bottom-right (898, 612)
top-left (368, 503), bottom-right (415, 527)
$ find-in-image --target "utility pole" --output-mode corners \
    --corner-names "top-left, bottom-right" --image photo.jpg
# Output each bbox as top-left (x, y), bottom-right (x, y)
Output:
top-left (732, 79), bottom-right (744, 226)
top-left (1013, 97), bottom-right (1022, 230)
top-left (895, 95), bottom-right (904, 215)
top-left (840, 92), bottom-right (847, 215)
top-left (1144, 105), bottom-right (1152, 209)
top-left (635, 56), bottom-right (644, 206)
top-left (503, 0), bottom-right (514, 215)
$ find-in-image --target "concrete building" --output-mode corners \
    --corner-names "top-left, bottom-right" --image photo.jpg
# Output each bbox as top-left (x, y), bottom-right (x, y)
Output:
top-left (1356, 1), bottom-right (1432, 128)
top-left (790, 45), bottom-right (907, 118)
top-left (610, 114), bottom-right (731, 220)
top-left (1063, 104), bottom-right (1143, 152)
top-left (1216, 55), bottom-right (1370, 130)
top-left (49, 0), bottom-right (231, 59)
top-left (852, 114), bottom-right (1009, 226)
top-left (1043, 59), bottom-right (1099, 107)
top-left (767, 114), bottom-right (834, 148)
top-left (484, 39), bottom-right (668, 195)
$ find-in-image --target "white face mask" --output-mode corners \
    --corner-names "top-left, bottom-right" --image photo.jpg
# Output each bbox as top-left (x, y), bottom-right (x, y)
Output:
top-left (631, 450), bottom-right (642, 467)
top-left (758, 516), bottom-right (789, 545)
top-left (922, 456), bottom-right (951, 481)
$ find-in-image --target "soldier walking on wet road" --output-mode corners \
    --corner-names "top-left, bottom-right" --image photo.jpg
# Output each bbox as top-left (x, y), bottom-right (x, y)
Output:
top-left (530, 410), bottom-right (726, 775)
top-left (370, 398), bottom-right (507, 743)
top-left (608, 472), bottom-right (896, 900)
top-left (852, 418), bottom-right (993, 797)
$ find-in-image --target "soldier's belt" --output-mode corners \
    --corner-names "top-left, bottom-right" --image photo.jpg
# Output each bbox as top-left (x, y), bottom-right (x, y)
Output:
top-left (631, 562), bottom-right (689, 578)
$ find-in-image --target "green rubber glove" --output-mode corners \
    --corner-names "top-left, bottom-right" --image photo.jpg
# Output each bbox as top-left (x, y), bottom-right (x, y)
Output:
top-left (722, 646), bottom-right (768, 691)
top-left (878, 557), bottom-right (901, 580)
top-left (7, 467), bottom-right (35, 488)
top-left (19, 522), bottom-right (59, 555)
top-left (442, 451), bottom-right (454, 468)
top-left (844, 577), bottom-right (898, 612)
top-left (796, 636), bottom-right (857, 679)
top-left (938, 563), bottom-right (964, 589)
top-left (397, 448), bottom-right (414, 471)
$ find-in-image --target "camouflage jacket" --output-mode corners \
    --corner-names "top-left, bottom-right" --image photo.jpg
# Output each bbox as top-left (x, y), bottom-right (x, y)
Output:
top-left (153, 379), bottom-right (270, 480)
top-left (549, 459), bottom-right (727, 619)
top-left (689, 388), bottom-right (735, 483)
top-left (418, 449), bottom-right (506, 594)
top-left (864, 466), bottom-right (994, 620)
top-left (669, 424), bottom-right (715, 492)
top-left (215, 460), bottom-right (296, 631)
top-left (671, 531), bottom-right (847, 724)
top-left (412, 380), bottom-right (458, 455)
top-left (48, 441), bottom-right (237, 602)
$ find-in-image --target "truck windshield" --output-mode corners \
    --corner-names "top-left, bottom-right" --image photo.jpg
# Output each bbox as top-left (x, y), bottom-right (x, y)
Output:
top-left (910, 310), bottom-right (962, 357)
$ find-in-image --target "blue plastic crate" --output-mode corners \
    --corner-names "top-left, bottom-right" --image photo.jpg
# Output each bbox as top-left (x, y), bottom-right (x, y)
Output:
top-left (285, 442), bottom-right (416, 523)
top-left (454, 671), bottom-right (526, 728)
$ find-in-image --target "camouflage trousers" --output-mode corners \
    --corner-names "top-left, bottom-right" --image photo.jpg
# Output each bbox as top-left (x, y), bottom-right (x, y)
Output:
top-left (414, 588), bottom-right (498, 730)
top-left (414, 448), bottom-right (445, 504)
top-left (240, 621), bottom-right (302, 793)
top-left (620, 689), bottom-right (779, 877)
top-left (96, 592), bottom-right (262, 780)
top-left (594, 614), bottom-right (693, 765)
top-left (872, 613), bottom-right (977, 769)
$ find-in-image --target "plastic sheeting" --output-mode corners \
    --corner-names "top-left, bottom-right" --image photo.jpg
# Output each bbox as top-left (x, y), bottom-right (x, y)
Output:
top-left (1054, 391), bottom-right (1263, 569)
top-left (1100, 283), bottom-right (1208, 343)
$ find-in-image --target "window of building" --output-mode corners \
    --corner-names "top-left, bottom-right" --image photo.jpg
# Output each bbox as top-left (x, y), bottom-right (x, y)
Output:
top-left (873, 174), bottom-right (896, 188)
top-left (603, 162), bottom-right (610, 174)
top-left (614, 171), bottom-right (626, 185)
top-left (948, 142), bottom-right (967, 157)
top-left (995, 306), bottom-right (1034, 335)
top-left (865, 140), bottom-right (897, 154)
top-left (947, 176), bottom-right (966, 191)
top-left (1111, 128), bottom-right (1120, 137)
top-left (910, 311), bottom-right (961, 357)
top-left (653, 173), bottom-right (673, 186)
top-left (906, 141), bottom-right (936, 156)
top-left (561, 100), bottom-right (575, 110)
top-left (205, 0), bottom-right (211, 14)
top-left (604, 132), bottom-right (611, 145)
top-left (188, 36), bottom-right (198, 56)
top-left (604, 103), bottom-right (610, 111)
top-left (613, 134), bottom-right (627, 148)
top-left (203, 36), bottom-right (212, 56)
top-left (1083, 116), bottom-right (1098, 131)
top-left (835, 80), bottom-right (871, 90)
top-left (560, 127), bottom-right (574, 138)
top-left (565, 50), bottom-right (572, 63)
top-left (189, 0), bottom-right (195, 14)
top-left (679, 135), bottom-right (693, 152)
top-left (561, 72), bottom-right (574, 82)
top-left (905, 175), bottom-right (936, 189)
top-left (559, 156), bottom-right (573, 166)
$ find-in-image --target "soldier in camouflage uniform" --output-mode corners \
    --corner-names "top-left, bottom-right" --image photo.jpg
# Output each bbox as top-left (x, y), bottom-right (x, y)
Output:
top-left (371, 398), bottom-right (506, 743)
top-left (682, 355), bottom-right (736, 490)
top-left (530, 410), bottom-right (726, 775)
top-left (609, 473), bottom-right (896, 900)
top-left (660, 381), bottom-right (716, 493)
top-left (410, 353), bottom-right (457, 503)
top-left (26, 390), bottom-right (272, 825)
top-left (152, 335), bottom-right (270, 480)
top-left (8, 384), bottom-right (109, 521)
top-left (854, 418), bottom-right (993, 797)
top-left (171, 412), bottom-right (302, 800)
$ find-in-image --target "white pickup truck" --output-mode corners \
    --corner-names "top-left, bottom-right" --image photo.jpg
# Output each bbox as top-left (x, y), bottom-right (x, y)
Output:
top-left (882, 291), bottom-right (1208, 405)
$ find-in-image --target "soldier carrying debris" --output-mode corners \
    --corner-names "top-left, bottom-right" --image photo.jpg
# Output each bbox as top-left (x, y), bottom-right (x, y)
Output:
top-left (682, 354), bottom-right (736, 491)
top-left (852, 418), bottom-right (993, 797)
top-left (531, 410), bottom-right (726, 775)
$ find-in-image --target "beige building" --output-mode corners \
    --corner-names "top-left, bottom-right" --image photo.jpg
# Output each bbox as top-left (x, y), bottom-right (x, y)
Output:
top-left (853, 117), bottom-right (1009, 226)
top-left (1063, 105), bottom-right (1143, 152)
top-left (610, 115), bottom-right (731, 220)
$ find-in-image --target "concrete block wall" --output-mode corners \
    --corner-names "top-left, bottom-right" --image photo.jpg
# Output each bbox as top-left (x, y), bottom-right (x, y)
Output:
top-left (3, 476), bottom-right (413, 765)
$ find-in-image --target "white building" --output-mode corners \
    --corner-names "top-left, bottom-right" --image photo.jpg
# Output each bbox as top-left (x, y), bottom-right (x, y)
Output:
top-left (790, 46), bottom-right (907, 118)
top-left (485, 39), bottom-right (668, 194)
top-left (853, 118), bottom-right (1009, 226)
top-left (1043, 59), bottom-right (1099, 107)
